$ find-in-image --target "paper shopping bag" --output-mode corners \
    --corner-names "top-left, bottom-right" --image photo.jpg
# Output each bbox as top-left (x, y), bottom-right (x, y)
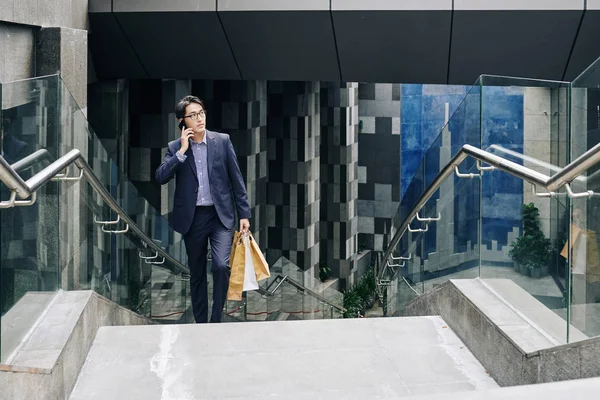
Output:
top-left (227, 231), bottom-right (245, 301)
top-left (242, 234), bottom-right (259, 291)
top-left (248, 233), bottom-right (270, 281)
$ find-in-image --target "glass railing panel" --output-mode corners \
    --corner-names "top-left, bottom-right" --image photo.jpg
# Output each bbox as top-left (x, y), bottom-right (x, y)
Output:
top-left (120, 229), bottom-right (190, 324)
top-left (263, 261), bottom-right (285, 321)
top-left (387, 161), bottom-right (482, 315)
top-left (478, 76), bottom-right (572, 343)
top-left (568, 55), bottom-right (600, 341)
top-left (0, 73), bottom-right (191, 363)
top-left (1, 76), bottom-right (61, 363)
top-left (384, 82), bottom-right (482, 283)
top-left (320, 283), bottom-right (344, 319)
top-left (58, 79), bottom-right (187, 266)
top-left (54, 77), bottom-right (190, 321)
top-left (396, 82), bottom-right (482, 231)
top-left (423, 164), bottom-right (481, 292)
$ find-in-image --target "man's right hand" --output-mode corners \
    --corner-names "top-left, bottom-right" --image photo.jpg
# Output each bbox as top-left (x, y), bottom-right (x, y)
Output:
top-left (179, 126), bottom-right (195, 155)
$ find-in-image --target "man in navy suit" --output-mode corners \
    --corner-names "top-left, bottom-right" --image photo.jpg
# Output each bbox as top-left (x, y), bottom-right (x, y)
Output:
top-left (155, 96), bottom-right (251, 323)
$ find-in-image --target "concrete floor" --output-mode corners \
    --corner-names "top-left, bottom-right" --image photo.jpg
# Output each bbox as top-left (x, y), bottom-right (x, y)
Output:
top-left (70, 316), bottom-right (497, 399)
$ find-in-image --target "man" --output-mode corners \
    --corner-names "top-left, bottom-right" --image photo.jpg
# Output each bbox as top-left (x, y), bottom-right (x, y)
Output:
top-left (155, 95), bottom-right (251, 323)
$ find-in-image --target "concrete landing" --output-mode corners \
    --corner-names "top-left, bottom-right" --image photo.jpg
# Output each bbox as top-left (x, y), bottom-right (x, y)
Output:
top-left (70, 317), bottom-right (497, 399)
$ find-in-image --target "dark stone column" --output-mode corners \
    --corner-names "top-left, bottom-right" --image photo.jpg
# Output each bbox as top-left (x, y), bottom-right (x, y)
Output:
top-left (267, 81), bottom-right (321, 279)
top-left (357, 83), bottom-right (401, 253)
top-left (320, 82), bottom-right (359, 279)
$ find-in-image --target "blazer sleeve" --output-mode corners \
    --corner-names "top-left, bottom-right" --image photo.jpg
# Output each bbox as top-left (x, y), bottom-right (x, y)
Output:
top-left (155, 142), bottom-right (184, 185)
top-left (226, 136), bottom-right (252, 220)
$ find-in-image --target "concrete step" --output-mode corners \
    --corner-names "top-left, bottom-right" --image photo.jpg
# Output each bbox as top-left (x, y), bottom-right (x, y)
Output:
top-left (403, 278), bottom-right (600, 387)
top-left (0, 290), bottom-right (150, 400)
top-left (70, 317), bottom-right (498, 399)
top-left (408, 377), bottom-right (600, 400)
top-left (453, 278), bottom-right (587, 351)
top-left (0, 291), bottom-right (56, 364)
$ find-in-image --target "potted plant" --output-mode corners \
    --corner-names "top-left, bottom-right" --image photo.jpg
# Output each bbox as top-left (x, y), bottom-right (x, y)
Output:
top-left (342, 267), bottom-right (377, 317)
top-left (509, 203), bottom-right (553, 278)
top-left (319, 264), bottom-right (331, 282)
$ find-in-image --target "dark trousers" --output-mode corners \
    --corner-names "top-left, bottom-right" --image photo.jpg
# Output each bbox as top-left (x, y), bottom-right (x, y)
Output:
top-left (183, 206), bottom-right (234, 323)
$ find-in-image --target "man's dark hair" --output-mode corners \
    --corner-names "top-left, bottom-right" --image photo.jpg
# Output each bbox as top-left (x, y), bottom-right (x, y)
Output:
top-left (175, 95), bottom-right (205, 119)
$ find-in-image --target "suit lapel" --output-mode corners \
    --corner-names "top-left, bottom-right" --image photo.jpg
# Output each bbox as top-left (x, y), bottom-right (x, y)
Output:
top-left (207, 130), bottom-right (215, 178)
top-left (185, 145), bottom-right (198, 179)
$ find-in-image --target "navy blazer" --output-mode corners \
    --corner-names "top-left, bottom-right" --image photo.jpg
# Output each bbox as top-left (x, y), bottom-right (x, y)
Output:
top-left (155, 130), bottom-right (251, 235)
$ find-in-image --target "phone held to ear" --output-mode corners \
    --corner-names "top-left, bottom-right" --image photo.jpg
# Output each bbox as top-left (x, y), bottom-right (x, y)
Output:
top-left (179, 120), bottom-right (187, 130)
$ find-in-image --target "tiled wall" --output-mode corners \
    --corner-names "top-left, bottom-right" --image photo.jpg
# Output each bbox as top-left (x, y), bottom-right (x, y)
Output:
top-left (357, 83), bottom-right (401, 253)
top-left (192, 80), bottom-right (268, 245)
top-left (320, 82), bottom-right (359, 278)
top-left (267, 81), bottom-right (321, 274)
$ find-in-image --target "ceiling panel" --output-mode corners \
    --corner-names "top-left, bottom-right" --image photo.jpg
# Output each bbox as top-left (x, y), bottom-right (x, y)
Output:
top-left (219, 10), bottom-right (339, 81)
top-left (114, 12), bottom-right (241, 80)
top-left (450, 10), bottom-right (582, 84)
top-left (565, 9), bottom-right (600, 81)
top-left (333, 10), bottom-right (451, 84)
top-left (88, 13), bottom-right (149, 79)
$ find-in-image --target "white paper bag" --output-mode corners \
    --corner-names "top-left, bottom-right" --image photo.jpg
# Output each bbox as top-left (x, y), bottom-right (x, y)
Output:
top-left (242, 235), bottom-right (259, 291)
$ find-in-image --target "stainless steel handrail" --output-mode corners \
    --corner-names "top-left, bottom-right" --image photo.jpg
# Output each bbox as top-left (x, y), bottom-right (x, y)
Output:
top-left (0, 149), bottom-right (190, 275)
top-left (11, 149), bottom-right (52, 173)
top-left (1, 149), bottom-right (342, 306)
top-left (378, 141), bottom-right (600, 284)
top-left (257, 274), bottom-right (346, 313)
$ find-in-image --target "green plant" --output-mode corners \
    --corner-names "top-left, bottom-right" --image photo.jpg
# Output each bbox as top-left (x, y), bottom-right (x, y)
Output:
top-left (319, 264), bottom-right (331, 282)
top-left (509, 203), bottom-right (553, 273)
top-left (342, 289), bottom-right (363, 318)
top-left (342, 266), bottom-right (377, 318)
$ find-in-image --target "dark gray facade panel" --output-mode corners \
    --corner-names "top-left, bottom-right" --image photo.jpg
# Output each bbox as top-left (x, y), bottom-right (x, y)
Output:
top-left (333, 11), bottom-right (451, 84)
top-left (218, 0), bottom-right (328, 11)
top-left (89, 13), bottom-right (149, 79)
top-left (219, 11), bottom-right (340, 81)
top-left (112, 0), bottom-right (216, 12)
top-left (114, 12), bottom-right (241, 80)
top-left (449, 11), bottom-right (582, 84)
top-left (564, 11), bottom-right (600, 81)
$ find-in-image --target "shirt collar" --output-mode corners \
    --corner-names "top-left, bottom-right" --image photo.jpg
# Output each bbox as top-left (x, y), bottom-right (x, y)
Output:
top-left (192, 132), bottom-right (207, 145)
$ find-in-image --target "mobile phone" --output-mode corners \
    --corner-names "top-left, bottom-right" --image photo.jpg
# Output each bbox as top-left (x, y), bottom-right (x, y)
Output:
top-left (179, 120), bottom-right (187, 130)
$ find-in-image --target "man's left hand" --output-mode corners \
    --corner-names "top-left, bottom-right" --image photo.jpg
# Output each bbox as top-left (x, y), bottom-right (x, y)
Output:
top-left (240, 218), bottom-right (250, 234)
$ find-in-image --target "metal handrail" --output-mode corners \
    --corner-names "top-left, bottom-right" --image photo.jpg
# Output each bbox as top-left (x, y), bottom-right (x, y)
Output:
top-left (1, 149), bottom-right (344, 307)
top-left (257, 274), bottom-right (346, 313)
top-left (11, 149), bottom-right (52, 173)
top-left (0, 149), bottom-right (190, 275)
top-left (488, 144), bottom-right (600, 184)
top-left (378, 141), bottom-right (600, 283)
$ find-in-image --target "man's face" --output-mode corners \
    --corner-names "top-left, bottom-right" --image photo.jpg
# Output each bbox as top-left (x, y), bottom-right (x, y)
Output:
top-left (182, 102), bottom-right (206, 136)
